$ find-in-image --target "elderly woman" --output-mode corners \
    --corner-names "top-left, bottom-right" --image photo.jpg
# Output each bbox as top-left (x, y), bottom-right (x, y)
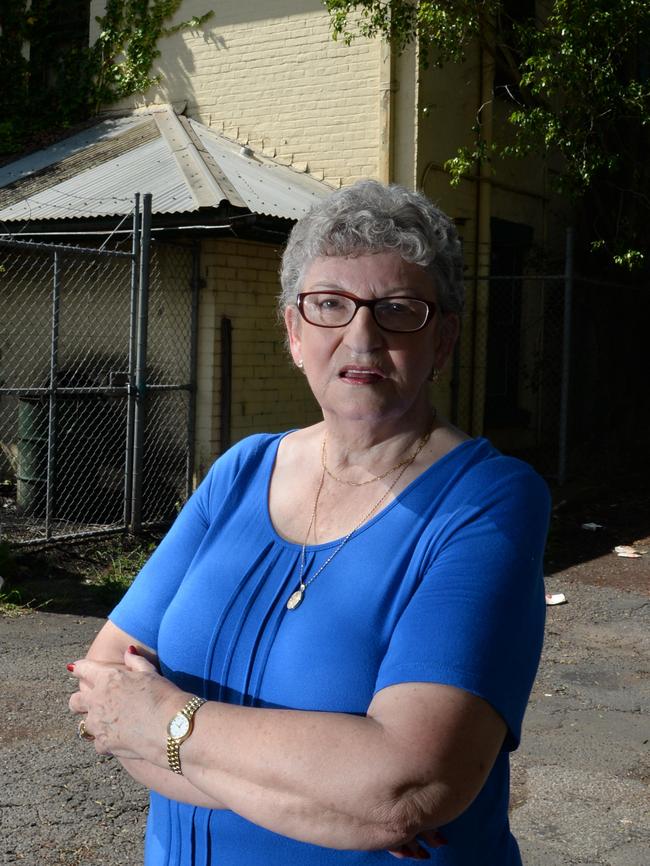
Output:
top-left (68, 180), bottom-right (550, 865)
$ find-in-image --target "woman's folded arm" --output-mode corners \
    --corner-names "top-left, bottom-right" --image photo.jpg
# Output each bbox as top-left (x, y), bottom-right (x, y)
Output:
top-left (71, 631), bottom-right (506, 851)
top-left (175, 679), bottom-right (506, 850)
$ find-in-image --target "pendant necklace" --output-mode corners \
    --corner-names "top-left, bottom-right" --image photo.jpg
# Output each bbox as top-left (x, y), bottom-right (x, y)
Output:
top-left (286, 421), bottom-right (434, 611)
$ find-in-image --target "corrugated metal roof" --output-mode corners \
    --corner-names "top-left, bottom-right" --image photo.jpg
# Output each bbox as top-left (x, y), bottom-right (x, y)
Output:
top-left (189, 119), bottom-right (331, 219)
top-left (0, 114), bottom-right (148, 188)
top-left (0, 106), bottom-right (332, 224)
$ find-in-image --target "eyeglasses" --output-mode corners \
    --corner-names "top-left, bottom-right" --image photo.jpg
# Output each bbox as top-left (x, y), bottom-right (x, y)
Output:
top-left (296, 291), bottom-right (436, 333)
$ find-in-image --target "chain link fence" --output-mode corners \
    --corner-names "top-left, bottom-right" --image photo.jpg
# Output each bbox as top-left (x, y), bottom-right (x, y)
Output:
top-left (480, 270), bottom-right (566, 478)
top-left (2, 213), bottom-right (645, 546)
top-left (563, 273), bottom-right (649, 479)
top-left (0, 199), bottom-right (198, 545)
top-left (139, 239), bottom-right (198, 526)
top-left (465, 231), bottom-right (648, 482)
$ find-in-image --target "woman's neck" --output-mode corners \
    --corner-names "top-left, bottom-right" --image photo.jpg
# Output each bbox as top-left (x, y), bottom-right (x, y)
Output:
top-left (319, 404), bottom-right (437, 480)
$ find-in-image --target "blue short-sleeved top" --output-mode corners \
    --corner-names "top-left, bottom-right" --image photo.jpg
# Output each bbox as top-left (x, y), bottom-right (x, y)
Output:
top-left (110, 432), bottom-right (550, 866)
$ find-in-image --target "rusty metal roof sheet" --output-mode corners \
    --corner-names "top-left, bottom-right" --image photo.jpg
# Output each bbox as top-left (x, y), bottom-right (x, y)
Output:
top-left (0, 106), bottom-right (331, 224)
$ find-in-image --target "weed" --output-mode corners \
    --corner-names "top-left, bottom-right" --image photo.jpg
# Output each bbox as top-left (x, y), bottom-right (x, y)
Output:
top-left (0, 587), bottom-right (51, 617)
top-left (88, 542), bottom-right (155, 607)
top-left (0, 534), bottom-right (159, 615)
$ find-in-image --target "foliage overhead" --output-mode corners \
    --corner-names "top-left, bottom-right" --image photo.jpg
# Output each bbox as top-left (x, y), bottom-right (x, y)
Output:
top-left (324, 1), bottom-right (650, 270)
top-left (0, 0), bottom-right (212, 157)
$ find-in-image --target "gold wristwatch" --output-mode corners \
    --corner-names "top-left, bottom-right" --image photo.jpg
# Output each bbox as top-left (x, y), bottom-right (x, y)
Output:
top-left (166, 696), bottom-right (206, 775)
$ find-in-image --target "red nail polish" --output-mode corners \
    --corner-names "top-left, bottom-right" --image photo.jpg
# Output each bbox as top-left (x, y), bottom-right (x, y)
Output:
top-left (66, 663), bottom-right (75, 672)
top-left (127, 645), bottom-right (138, 654)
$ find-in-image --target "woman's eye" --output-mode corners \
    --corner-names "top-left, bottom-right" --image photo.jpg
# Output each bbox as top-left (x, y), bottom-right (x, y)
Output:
top-left (320, 298), bottom-right (344, 311)
top-left (380, 301), bottom-right (410, 315)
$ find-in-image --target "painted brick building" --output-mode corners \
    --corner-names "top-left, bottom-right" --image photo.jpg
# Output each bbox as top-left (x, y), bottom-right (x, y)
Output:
top-left (1, 1), bottom-right (569, 529)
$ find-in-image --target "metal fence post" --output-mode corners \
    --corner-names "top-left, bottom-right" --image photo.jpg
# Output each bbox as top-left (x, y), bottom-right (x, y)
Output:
top-left (45, 251), bottom-right (61, 538)
top-left (220, 316), bottom-right (233, 454)
top-left (124, 194), bottom-right (140, 528)
top-left (131, 193), bottom-right (152, 532)
top-left (558, 227), bottom-right (574, 485)
top-left (186, 242), bottom-right (200, 496)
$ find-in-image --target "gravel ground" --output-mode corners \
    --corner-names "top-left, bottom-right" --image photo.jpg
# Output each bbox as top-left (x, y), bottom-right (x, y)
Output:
top-left (512, 560), bottom-right (649, 866)
top-left (1, 542), bottom-right (648, 865)
top-left (0, 612), bottom-right (148, 866)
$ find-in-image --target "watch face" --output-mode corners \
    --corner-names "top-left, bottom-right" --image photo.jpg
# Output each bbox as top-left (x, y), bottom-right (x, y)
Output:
top-left (169, 713), bottom-right (190, 739)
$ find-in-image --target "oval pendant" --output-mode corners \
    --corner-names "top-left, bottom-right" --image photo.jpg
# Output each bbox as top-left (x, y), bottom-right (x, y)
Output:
top-left (286, 589), bottom-right (304, 610)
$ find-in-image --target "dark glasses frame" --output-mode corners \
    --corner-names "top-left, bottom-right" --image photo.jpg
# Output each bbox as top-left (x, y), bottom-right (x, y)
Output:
top-left (296, 290), bottom-right (437, 334)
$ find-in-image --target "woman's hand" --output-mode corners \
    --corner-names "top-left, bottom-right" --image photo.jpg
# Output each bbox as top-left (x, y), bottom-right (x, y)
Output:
top-left (68, 647), bottom-right (185, 762)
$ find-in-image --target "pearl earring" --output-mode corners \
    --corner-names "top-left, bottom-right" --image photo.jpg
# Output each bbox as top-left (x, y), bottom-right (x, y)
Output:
top-left (296, 360), bottom-right (304, 369)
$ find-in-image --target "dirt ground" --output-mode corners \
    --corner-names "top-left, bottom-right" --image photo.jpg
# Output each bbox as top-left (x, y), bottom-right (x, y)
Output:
top-left (1, 479), bottom-right (648, 865)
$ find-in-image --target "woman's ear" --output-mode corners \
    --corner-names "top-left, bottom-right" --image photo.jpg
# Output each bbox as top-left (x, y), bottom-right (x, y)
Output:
top-left (284, 305), bottom-right (303, 368)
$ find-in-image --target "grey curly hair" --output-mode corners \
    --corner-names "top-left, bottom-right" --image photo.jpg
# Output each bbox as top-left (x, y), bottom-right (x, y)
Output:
top-left (279, 179), bottom-right (464, 315)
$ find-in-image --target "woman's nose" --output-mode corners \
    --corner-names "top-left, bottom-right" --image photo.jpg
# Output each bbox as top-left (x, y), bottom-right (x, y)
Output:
top-left (343, 305), bottom-right (385, 353)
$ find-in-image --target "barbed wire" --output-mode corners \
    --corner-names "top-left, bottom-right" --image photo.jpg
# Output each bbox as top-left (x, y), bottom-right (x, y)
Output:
top-left (13, 186), bottom-right (136, 206)
top-left (0, 183), bottom-right (143, 246)
top-left (98, 211), bottom-right (134, 251)
top-left (0, 192), bottom-right (134, 219)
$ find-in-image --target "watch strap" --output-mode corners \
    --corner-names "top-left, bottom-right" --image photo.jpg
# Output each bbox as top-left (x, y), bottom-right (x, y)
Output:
top-left (166, 696), bottom-right (206, 775)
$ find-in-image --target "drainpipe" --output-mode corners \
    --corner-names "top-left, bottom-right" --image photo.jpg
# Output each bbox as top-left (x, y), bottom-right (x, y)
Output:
top-left (469, 36), bottom-right (494, 437)
top-left (379, 39), bottom-right (396, 183)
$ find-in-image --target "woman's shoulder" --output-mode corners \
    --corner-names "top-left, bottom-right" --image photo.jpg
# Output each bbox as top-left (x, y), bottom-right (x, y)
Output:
top-left (443, 436), bottom-right (551, 519)
top-left (272, 423), bottom-right (323, 470)
top-left (216, 431), bottom-right (288, 463)
top-left (201, 431), bottom-right (290, 489)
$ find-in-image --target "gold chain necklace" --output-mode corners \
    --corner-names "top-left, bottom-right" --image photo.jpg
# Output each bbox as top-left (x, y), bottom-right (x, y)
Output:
top-left (321, 408), bottom-right (437, 486)
top-left (286, 425), bottom-right (433, 611)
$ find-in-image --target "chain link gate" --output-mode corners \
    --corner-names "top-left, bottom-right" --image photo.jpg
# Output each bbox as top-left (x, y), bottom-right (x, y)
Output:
top-left (0, 195), bottom-right (198, 545)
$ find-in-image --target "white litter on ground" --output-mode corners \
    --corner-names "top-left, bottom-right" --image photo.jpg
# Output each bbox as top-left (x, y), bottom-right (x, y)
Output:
top-left (614, 545), bottom-right (643, 558)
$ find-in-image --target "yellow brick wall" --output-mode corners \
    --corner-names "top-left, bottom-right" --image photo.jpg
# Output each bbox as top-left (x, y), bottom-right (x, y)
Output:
top-left (89, 2), bottom-right (572, 446)
top-left (195, 237), bottom-right (321, 478)
top-left (93, 0), bottom-right (382, 187)
top-left (193, 237), bottom-right (459, 479)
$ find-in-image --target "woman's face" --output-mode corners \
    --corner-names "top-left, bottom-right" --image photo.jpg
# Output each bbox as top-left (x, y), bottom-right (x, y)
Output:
top-left (285, 251), bottom-right (459, 427)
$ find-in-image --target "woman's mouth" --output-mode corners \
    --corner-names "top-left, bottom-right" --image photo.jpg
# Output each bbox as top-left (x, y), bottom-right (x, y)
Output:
top-left (338, 366), bottom-right (387, 385)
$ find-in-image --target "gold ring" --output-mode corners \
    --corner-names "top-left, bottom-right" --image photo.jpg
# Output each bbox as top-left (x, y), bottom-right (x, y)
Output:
top-left (78, 719), bottom-right (95, 742)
